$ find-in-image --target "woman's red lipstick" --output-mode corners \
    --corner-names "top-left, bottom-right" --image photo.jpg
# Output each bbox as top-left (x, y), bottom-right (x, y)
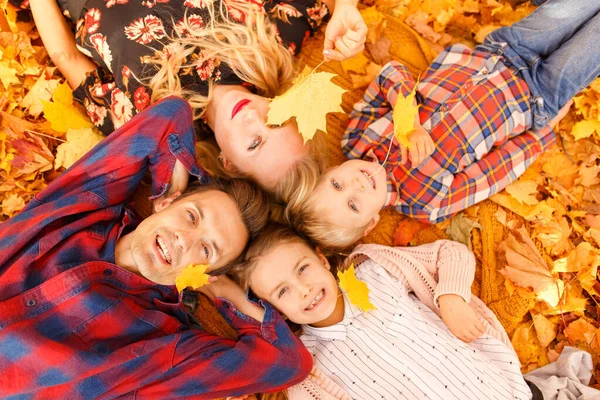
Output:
top-left (231, 99), bottom-right (251, 119)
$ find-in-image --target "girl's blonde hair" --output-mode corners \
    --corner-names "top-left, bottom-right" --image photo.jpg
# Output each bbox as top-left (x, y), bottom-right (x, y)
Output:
top-left (146, 0), bottom-right (296, 179)
top-left (229, 224), bottom-right (314, 290)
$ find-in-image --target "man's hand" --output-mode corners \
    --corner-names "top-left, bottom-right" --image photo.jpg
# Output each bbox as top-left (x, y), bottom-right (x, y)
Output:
top-left (323, 3), bottom-right (367, 61)
top-left (438, 294), bottom-right (486, 343)
top-left (549, 99), bottom-right (573, 129)
top-left (401, 125), bottom-right (435, 166)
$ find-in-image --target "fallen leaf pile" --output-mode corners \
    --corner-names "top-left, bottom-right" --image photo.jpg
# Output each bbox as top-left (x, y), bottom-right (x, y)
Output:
top-left (0, 4), bottom-right (103, 221)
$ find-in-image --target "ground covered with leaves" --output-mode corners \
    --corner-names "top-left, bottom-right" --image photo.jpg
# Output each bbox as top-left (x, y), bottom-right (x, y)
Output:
top-left (1, 0), bottom-right (599, 390)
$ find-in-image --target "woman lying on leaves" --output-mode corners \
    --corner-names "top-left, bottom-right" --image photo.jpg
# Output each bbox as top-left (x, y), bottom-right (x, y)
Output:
top-left (16, 0), bottom-right (367, 191)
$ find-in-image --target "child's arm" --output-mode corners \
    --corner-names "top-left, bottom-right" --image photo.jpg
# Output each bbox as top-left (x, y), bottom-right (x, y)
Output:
top-left (29, 0), bottom-right (97, 89)
top-left (342, 61), bottom-right (417, 160)
top-left (383, 240), bottom-right (485, 342)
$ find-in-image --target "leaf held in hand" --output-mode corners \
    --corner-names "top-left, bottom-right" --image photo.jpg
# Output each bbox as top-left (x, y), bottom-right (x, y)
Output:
top-left (267, 68), bottom-right (345, 143)
top-left (175, 264), bottom-right (211, 292)
top-left (392, 85), bottom-right (419, 149)
top-left (337, 263), bottom-right (376, 312)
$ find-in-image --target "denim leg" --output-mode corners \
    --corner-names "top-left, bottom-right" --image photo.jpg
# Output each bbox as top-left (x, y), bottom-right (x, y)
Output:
top-left (531, 11), bottom-right (600, 117)
top-left (478, 0), bottom-right (600, 129)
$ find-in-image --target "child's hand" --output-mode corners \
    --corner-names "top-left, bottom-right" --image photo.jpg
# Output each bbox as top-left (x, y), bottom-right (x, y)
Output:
top-left (438, 294), bottom-right (486, 343)
top-left (199, 276), bottom-right (265, 323)
top-left (401, 125), bottom-right (435, 166)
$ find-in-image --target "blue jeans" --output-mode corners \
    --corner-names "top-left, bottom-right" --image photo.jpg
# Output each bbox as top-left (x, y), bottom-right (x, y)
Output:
top-left (478, 0), bottom-right (600, 130)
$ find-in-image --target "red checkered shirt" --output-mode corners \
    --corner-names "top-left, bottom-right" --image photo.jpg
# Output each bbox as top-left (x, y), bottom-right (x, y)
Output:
top-left (343, 45), bottom-right (556, 223)
top-left (0, 97), bottom-right (311, 399)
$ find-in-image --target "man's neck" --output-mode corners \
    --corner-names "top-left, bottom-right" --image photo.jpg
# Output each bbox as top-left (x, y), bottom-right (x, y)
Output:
top-left (309, 288), bottom-right (345, 328)
top-left (114, 232), bottom-right (135, 273)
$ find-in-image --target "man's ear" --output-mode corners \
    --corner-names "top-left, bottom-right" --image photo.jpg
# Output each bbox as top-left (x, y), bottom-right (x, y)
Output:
top-left (153, 191), bottom-right (181, 213)
top-left (363, 213), bottom-right (380, 237)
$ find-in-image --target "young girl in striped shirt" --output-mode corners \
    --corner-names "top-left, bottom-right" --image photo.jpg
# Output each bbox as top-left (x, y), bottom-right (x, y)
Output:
top-left (228, 225), bottom-right (535, 400)
top-left (282, 0), bottom-right (600, 250)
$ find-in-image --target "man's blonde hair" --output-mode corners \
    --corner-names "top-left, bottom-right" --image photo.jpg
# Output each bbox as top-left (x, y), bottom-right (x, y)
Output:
top-left (146, 0), bottom-right (296, 179)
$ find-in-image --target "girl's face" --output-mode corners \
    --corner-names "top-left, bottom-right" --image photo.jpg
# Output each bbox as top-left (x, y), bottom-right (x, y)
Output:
top-left (311, 159), bottom-right (388, 231)
top-left (250, 241), bottom-right (340, 325)
top-left (210, 88), bottom-right (310, 189)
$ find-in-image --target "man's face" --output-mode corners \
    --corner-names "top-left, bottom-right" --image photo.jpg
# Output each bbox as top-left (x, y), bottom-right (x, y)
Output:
top-left (118, 190), bottom-right (248, 285)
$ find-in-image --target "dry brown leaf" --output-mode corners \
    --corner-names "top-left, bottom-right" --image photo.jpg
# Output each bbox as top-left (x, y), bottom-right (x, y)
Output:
top-left (565, 318), bottom-right (598, 347)
top-left (366, 36), bottom-right (393, 65)
top-left (499, 227), bottom-right (564, 307)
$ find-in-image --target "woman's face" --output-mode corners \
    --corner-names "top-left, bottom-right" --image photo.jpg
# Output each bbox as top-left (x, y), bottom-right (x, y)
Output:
top-left (210, 88), bottom-right (310, 189)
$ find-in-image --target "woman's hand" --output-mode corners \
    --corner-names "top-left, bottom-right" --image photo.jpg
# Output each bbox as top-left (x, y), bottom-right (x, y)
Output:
top-left (402, 125), bottom-right (435, 166)
top-left (323, 2), bottom-right (367, 61)
top-left (152, 159), bottom-right (189, 212)
top-left (438, 294), bottom-right (486, 343)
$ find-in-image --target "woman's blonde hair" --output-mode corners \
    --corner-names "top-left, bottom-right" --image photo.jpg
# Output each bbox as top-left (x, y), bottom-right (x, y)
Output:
top-left (146, 0), bottom-right (296, 179)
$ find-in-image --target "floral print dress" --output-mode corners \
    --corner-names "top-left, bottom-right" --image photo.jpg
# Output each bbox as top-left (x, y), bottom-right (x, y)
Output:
top-left (14, 0), bottom-right (329, 134)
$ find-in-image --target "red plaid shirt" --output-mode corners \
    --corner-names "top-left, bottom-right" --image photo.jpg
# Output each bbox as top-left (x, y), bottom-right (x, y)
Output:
top-left (0, 97), bottom-right (311, 399)
top-left (343, 45), bottom-right (556, 223)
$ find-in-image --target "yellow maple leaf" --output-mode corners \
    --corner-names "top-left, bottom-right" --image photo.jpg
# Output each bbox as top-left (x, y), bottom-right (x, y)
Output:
top-left (341, 52), bottom-right (370, 75)
top-left (571, 120), bottom-right (600, 141)
top-left (337, 263), bottom-right (376, 312)
top-left (392, 85), bottom-right (419, 149)
top-left (505, 180), bottom-right (539, 206)
top-left (0, 60), bottom-right (20, 90)
top-left (20, 75), bottom-right (60, 118)
top-left (54, 128), bottom-right (104, 170)
top-left (42, 82), bottom-right (94, 132)
top-left (175, 264), bottom-right (211, 292)
top-left (267, 69), bottom-right (345, 143)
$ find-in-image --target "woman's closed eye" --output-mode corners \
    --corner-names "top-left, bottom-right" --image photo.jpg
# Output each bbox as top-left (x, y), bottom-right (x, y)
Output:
top-left (299, 264), bottom-right (309, 274)
top-left (247, 136), bottom-right (262, 151)
top-left (266, 123), bottom-right (281, 128)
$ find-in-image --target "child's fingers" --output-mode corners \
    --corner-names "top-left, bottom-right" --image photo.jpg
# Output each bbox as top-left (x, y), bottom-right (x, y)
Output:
top-left (400, 145), bottom-right (408, 164)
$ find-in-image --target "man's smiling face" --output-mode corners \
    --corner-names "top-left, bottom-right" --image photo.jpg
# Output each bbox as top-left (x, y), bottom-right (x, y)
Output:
top-left (116, 190), bottom-right (248, 285)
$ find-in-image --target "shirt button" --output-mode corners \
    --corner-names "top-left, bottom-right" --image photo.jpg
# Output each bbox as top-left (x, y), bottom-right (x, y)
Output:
top-left (440, 105), bottom-right (448, 112)
top-left (26, 299), bottom-right (37, 307)
top-left (463, 83), bottom-right (470, 89)
top-left (481, 68), bottom-right (488, 74)
top-left (103, 269), bottom-right (113, 276)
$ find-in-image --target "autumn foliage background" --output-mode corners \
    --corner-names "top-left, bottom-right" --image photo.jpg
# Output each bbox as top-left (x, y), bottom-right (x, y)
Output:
top-left (1, 0), bottom-right (600, 390)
